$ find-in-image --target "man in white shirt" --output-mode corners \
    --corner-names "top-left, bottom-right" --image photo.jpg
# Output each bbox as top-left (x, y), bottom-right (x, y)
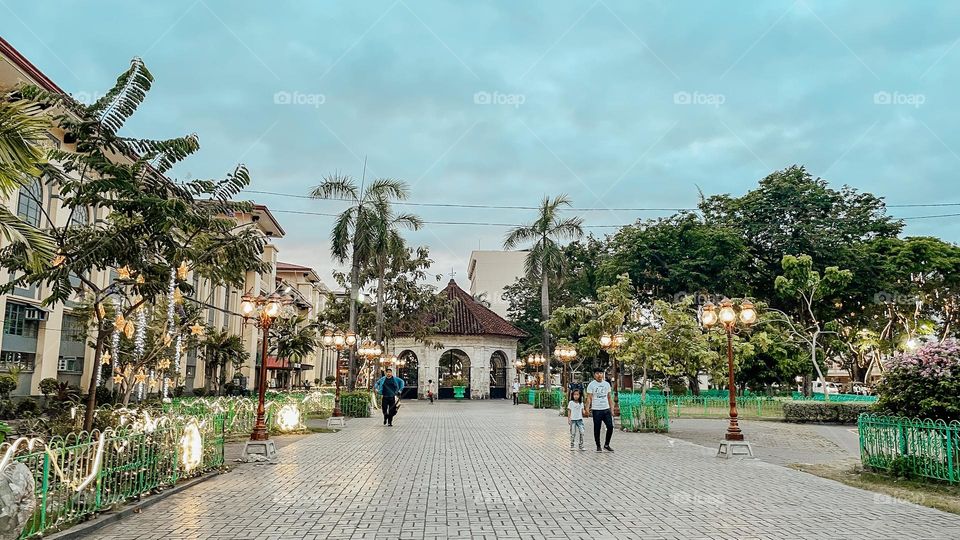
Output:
top-left (585, 368), bottom-right (614, 452)
top-left (512, 379), bottom-right (520, 405)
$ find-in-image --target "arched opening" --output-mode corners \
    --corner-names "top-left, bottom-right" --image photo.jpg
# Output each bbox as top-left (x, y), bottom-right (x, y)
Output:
top-left (397, 350), bottom-right (419, 399)
top-left (438, 348), bottom-right (470, 399)
top-left (489, 351), bottom-right (508, 399)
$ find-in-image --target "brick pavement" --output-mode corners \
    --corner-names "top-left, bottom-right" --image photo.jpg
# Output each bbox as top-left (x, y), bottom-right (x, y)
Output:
top-left (92, 400), bottom-right (960, 539)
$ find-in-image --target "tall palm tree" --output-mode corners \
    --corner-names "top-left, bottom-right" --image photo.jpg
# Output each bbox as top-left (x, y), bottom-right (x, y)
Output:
top-left (372, 212), bottom-right (422, 346)
top-left (310, 173), bottom-right (412, 388)
top-left (202, 328), bottom-right (247, 396)
top-left (0, 96), bottom-right (55, 262)
top-left (503, 195), bottom-right (583, 391)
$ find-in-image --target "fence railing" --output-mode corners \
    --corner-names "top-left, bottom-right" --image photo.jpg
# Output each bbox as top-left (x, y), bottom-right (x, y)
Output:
top-left (4, 412), bottom-right (226, 539)
top-left (858, 414), bottom-right (960, 484)
top-left (792, 391), bottom-right (878, 403)
top-left (660, 396), bottom-right (786, 419)
top-left (618, 394), bottom-right (670, 433)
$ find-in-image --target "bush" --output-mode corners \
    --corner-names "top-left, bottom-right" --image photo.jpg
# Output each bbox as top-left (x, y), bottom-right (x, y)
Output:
top-left (783, 401), bottom-right (872, 423)
top-left (192, 388), bottom-right (207, 397)
top-left (0, 421), bottom-right (10, 440)
top-left (449, 378), bottom-right (467, 387)
top-left (324, 376), bottom-right (335, 384)
top-left (0, 400), bottom-right (14, 420)
top-left (0, 374), bottom-right (17, 398)
top-left (39, 378), bottom-right (59, 397)
top-left (15, 399), bottom-right (41, 418)
top-left (875, 340), bottom-right (960, 422)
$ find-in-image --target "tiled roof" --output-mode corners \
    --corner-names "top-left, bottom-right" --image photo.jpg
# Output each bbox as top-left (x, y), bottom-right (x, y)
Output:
top-left (424, 280), bottom-right (528, 338)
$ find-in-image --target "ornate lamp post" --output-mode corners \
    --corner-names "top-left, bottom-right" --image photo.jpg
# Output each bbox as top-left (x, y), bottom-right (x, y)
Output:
top-left (553, 344), bottom-right (577, 389)
top-left (526, 354), bottom-right (545, 386)
top-left (321, 328), bottom-right (357, 417)
top-left (701, 299), bottom-right (757, 457)
top-left (239, 291), bottom-right (292, 443)
top-left (599, 332), bottom-right (625, 416)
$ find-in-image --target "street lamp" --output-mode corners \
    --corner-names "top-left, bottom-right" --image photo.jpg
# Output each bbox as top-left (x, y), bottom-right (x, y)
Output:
top-left (599, 333), bottom-right (623, 416)
top-left (322, 327), bottom-right (356, 417)
top-left (553, 344), bottom-right (577, 388)
top-left (702, 298), bottom-right (757, 458)
top-left (239, 291), bottom-right (292, 444)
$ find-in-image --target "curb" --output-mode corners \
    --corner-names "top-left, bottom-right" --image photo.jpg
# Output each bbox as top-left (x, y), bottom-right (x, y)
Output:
top-left (45, 469), bottom-right (225, 539)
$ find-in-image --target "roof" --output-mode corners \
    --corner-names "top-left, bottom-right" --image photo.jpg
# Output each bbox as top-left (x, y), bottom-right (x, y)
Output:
top-left (251, 204), bottom-right (286, 237)
top-left (0, 36), bottom-right (66, 93)
top-left (415, 280), bottom-right (527, 338)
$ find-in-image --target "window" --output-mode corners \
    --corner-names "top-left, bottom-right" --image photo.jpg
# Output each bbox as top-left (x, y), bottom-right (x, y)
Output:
top-left (3, 303), bottom-right (38, 338)
top-left (68, 206), bottom-right (89, 228)
top-left (185, 365), bottom-right (196, 379)
top-left (58, 356), bottom-right (83, 372)
top-left (16, 180), bottom-right (43, 227)
top-left (62, 315), bottom-right (86, 342)
top-left (0, 351), bottom-right (36, 371)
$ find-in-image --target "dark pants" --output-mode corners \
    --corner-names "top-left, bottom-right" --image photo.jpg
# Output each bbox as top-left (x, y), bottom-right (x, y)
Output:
top-left (428, 392), bottom-right (434, 404)
top-left (382, 396), bottom-right (397, 424)
top-left (592, 409), bottom-right (614, 448)
top-left (512, 392), bottom-right (518, 405)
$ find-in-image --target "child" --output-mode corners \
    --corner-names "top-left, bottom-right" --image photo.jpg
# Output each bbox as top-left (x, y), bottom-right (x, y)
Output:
top-left (567, 389), bottom-right (586, 450)
top-left (427, 379), bottom-right (435, 404)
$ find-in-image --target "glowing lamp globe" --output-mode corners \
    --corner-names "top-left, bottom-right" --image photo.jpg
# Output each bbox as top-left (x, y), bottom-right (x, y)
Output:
top-left (718, 300), bottom-right (737, 325)
top-left (701, 303), bottom-right (718, 327)
top-left (322, 330), bottom-right (334, 347)
top-left (599, 334), bottom-right (613, 348)
top-left (240, 295), bottom-right (256, 317)
top-left (739, 300), bottom-right (757, 325)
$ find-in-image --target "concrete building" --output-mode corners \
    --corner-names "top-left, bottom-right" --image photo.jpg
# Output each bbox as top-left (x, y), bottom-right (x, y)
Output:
top-left (466, 250), bottom-right (527, 318)
top-left (392, 280), bottom-right (527, 400)
top-left (271, 261), bottom-right (336, 388)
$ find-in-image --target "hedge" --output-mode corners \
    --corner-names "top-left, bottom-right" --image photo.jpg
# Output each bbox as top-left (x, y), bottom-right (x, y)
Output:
top-left (783, 401), bottom-right (873, 424)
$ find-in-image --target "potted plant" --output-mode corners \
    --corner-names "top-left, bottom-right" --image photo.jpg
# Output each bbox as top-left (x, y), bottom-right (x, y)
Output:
top-left (450, 378), bottom-right (468, 400)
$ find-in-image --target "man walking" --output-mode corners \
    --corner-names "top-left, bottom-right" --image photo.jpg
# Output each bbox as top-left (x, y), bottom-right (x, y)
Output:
top-left (511, 379), bottom-right (520, 405)
top-left (375, 368), bottom-right (404, 426)
top-left (585, 368), bottom-right (614, 452)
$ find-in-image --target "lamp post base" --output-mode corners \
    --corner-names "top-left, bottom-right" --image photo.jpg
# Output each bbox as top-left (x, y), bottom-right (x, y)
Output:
top-left (717, 440), bottom-right (753, 458)
top-left (250, 424), bottom-right (269, 441)
top-left (242, 439), bottom-right (277, 462)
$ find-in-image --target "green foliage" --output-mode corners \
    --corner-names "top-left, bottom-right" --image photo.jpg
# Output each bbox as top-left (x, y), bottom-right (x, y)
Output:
top-left (0, 374), bottom-right (17, 399)
top-left (449, 378), bottom-right (467, 387)
top-left (782, 401), bottom-right (872, 423)
top-left (15, 398), bottom-right (40, 418)
top-left (875, 340), bottom-right (960, 422)
top-left (192, 388), bottom-right (207, 397)
top-left (202, 328), bottom-right (248, 396)
top-left (324, 376), bottom-right (336, 384)
top-left (0, 420), bottom-right (10, 440)
top-left (339, 391), bottom-right (371, 418)
top-left (39, 377), bottom-right (59, 397)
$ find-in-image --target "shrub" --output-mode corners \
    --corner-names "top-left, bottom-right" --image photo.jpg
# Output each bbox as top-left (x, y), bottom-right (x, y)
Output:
top-left (449, 378), bottom-right (467, 387)
top-left (0, 374), bottom-right (17, 399)
top-left (15, 399), bottom-right (41, 418)
top-left (324, 376), bottom-right (335, 384)
top-left (192, 388), bottom-right (207, 397)
top-left (875, 339), bottom-right (960, 422)
top-left (39, 378), bottom-right (60, 397)
top-left (0, 400), bottom-right (14, 420)
top-left (0, 421), bottom-right (10, 440)
top-left (783, 401), bottom-right (873, 423)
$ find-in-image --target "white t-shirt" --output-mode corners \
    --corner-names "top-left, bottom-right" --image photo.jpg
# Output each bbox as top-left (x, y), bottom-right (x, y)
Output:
top-left (568, 401), bottom-right (584, 421)
top-left (512, 382), bottom-right (520, 393)
top-left (587, 380), bottom-right (612, 410)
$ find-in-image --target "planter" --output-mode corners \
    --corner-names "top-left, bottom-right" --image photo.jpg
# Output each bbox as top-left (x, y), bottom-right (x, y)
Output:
top-left (453, 386), bottom-right (466, 400)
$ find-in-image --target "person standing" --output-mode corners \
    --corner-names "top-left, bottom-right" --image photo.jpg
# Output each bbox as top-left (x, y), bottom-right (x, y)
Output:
top-left (511, 379), bottom-right (520, 405)
top-left (375, 368), bottom-right (404, 426)
top-left (427, 379), bottom-right (435, 404)
top-left (585, 369), bottom-right (614, 452)
top-left (567, 389), bottom-right (586, 450)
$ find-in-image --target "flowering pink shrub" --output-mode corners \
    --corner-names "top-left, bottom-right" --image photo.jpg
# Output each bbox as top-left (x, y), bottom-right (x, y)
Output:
top-left (876, 339), bottom-right (960, 422)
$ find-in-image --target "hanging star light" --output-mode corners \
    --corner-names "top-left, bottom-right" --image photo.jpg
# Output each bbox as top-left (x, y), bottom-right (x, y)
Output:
top-left (97, 303), bottom-right (106, 319)
top-left (113, 372), bottom-right (124, 384)
top-left (124, 320), bottom-right (135, 339)
top-left (158, 358), bottom-right (171, 370)
top-left (51, 253), bottom-right (66, 267)
top-left (177, 261), bottom-right (190, 280)
top-left (190, 322), bottom-right (205, 336)
top-left (173, 289), bottom-right (183, 304)
top-left (101, 352), bottom-right (112, 365)
top-left (163, 333), bottom-right (172, 347)
top-left (114, 314), bottom-right (126, 331)
top-left (135, 274), bottom-right (145, 284)
top-left (117, 266), bottom-right (132, 280)
top-left (134, 370), bottom-right (147, 384)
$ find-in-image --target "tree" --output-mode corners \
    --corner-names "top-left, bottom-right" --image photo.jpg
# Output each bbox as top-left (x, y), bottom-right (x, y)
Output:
top-left (503, 195), bottom-right (583, 391)
top-left (202, 328), bottom-right (247, 396)
top-left (270, 314), bottom-right (319, 391)
top-left (773, 254), bottom-right (853, 400)
top-left (370, 211), bottom-right (422, 347)
top-left (310, 173), bottom-right (413, 389)
top-left (0, 91), bottom-right (55, 262)
top-left (1, 59), bottom-right (268, 429)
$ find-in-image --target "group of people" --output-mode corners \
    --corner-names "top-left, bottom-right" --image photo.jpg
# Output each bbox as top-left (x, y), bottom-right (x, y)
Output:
top-left (376, 367), bottom-right (616, 453)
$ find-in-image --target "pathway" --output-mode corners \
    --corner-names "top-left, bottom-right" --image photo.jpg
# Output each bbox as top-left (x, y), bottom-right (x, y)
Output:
top-left (92, 400), bottom-right (960, 539)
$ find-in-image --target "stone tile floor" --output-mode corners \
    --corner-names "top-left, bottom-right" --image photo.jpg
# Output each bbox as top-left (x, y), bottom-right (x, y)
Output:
top-left (92, 400), bottom-right (960, 539)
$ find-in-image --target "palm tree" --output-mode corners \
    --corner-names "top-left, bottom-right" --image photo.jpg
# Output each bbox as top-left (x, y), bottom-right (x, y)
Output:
top-left (309, 173), bottom-right (412, 388)
top-left (270, 315), bottom-right (319, 391)
top-left (0, 95), bottom-right (55, 262)
top-left (503, 195), bottom-right (583, 391)
top-left (202, 329), bottom-right (248, 396)
top-left (372, 212), bottom-right (422, 346)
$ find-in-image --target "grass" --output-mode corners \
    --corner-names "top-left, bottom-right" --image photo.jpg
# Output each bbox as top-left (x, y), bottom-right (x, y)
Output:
top-left (792, 461), bottom-right (960, 515)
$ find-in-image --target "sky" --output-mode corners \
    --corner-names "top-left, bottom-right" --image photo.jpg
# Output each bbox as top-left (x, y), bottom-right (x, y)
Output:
top-left (4, 1), bottom-right (960, 290)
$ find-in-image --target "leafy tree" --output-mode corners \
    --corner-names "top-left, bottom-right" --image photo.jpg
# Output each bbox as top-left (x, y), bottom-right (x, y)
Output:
top-left (1, 59), bottom-right (267, 428)
top-left (310, 173), bottom-right (413, 388)
top-left (773, 254), bottom-right (853, 399)
top-left (504, 195), bottom-right (583, 391)
top-left (875, 339), bottom-right (960, 422)
top-left (370, 211), bottom-right (422, 345)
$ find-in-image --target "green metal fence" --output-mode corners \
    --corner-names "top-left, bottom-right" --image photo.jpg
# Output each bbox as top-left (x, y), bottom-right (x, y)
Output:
top-left (339, 392), bottom-right (372, 418)
top-left (859, 414), bottom-right (960, 484)
top-left (792, 391), bottom-right (878, 403)
top-left (618, 393), bottom-right (670, 433)
top-left (663, 396), bottom-right (787, 419)
top-left (5, 413), bottom-right (226, 539)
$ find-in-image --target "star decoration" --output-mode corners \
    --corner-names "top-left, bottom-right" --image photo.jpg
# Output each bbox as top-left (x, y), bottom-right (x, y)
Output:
top-left (134, 370), bottom-right (147, 384)
top-left (112, 372), bottom-right (124, 384)
top-left (158, 359), bottom-right (171, 370)
top-left (135, 274), bottom-right (145, 284)
top-left (177, 261), bottom-right (190, 280)
top-left (97, 304), bottom-right (106, 319)
top-left (117, 266), bottom-right (132, 280)
top-left (51, 253), bottom-right (66, 267)
top-left (101, 352), bottom-right (112, 365)
top-left (148, 379), bottom-right (158, 390)
top-left (163, 333), bottom-right (172, 347)
top-left (190, 322), bottom-right (205, 336)
top-left (124, 321), bottom-right (135, 339)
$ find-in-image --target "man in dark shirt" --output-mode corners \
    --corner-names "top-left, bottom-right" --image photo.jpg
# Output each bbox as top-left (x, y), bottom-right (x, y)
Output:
top-left (375, 368), bottom-right (404, 426)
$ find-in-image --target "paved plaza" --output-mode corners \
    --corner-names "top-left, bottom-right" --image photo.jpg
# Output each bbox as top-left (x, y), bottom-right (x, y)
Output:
top-left (92, 401), bottom-right (960, 540)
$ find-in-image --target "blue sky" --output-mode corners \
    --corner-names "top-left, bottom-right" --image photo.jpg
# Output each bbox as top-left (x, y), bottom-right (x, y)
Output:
top-left (4, 1), bottom-right (960, 288)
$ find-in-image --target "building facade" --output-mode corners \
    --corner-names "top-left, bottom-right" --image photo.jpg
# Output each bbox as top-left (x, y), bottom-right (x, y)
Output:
top-left (467, 250), bottom-right (527, 318)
